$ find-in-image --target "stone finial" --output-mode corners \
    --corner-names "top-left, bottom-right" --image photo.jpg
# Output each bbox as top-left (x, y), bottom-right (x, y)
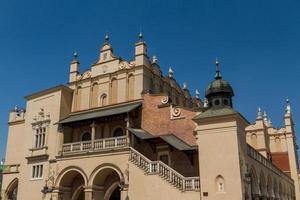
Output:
top-left (152, 55), bottom-right (158, 64)
top-left (168, 67), bottom-right (174, 78)
top-left (204, 98), bottom-right (209, 108)
top-left (183, 82), bottom-right (187, 90)
top-left (263, 111), bottom-right (268, 125)
top-left (285, 97), bottom-right (291, 115)
top-left (195, 89), bottom-right (200, 99)
top-left (14, 105), bottom-right (19, 112)
top-left (257, 107), bottom-right (262, 119)
top-left (268, 119), bottom-right (272, 126)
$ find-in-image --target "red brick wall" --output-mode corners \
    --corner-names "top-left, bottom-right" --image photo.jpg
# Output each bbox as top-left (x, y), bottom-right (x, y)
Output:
top-left (271, 152), bottom-right (290, 173)
top-left (141, 94), bottom-right (197, 145)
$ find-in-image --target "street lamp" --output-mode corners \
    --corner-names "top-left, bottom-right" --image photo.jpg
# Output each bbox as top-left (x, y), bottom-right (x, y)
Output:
top-left (41, 176), bottom-right (54, 200)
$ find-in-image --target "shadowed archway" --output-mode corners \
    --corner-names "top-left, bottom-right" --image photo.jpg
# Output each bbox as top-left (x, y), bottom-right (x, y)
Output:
top-left (90, 165), bottom-right (123, 200)
top-left (6, 178), bottom-right (18, 200)
top-left (57, 168), bottom-right (87, 200)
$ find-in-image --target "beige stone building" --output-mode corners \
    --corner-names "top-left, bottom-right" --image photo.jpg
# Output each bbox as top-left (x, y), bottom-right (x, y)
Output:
top-left (1, 34), bottom-right (300, 200)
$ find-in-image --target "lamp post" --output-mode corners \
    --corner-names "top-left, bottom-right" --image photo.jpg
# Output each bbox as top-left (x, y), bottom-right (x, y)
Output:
top-left (41, 176), bottom-right (54, 200)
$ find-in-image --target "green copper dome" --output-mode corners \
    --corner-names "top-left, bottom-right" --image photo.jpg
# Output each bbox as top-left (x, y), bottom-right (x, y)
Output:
top-left (205, 78), bottom-right (234, 97)
top-left (204, 60), bottom-right (234, 108)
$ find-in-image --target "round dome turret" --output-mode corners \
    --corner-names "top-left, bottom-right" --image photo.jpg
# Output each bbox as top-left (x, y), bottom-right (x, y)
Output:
top-left (205, 60), bottom-right (234, 108)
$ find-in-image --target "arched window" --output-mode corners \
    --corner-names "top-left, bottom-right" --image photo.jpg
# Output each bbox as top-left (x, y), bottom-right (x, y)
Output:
top-left (7, 179), bottom-right (18, 200)
top-left (110, 78), bottom-right (118, 104)
top-left (128, 74), bottom-right (135, 100)
top-left (99, 94), bottom-right (107, 107)
top-left (113, 128), bottom-right (124, 137)
top-left (76, 87), bottom-right (82, 111)
top-left (82, 132), bottom-right (91, 141)
top-left (91, 83), bottom-right (99, 108)
top-left (216, 175), bottom-right (225, 193)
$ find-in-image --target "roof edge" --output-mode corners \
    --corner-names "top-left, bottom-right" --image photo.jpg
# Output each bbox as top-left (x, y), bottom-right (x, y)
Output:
top-left (25, 85), bottom-right (73, 101)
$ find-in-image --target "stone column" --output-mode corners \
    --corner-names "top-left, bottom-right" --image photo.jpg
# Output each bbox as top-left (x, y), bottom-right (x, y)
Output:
top-left (125, 116), bottom-right (131, 146)
top-left (57, 125), bottom-right (65, 156)
top-left (90, 121), bottom-right (96, 150)
top-left (49, 189), bottom-right (60, 200)
top-left (84, 188), bottom-right (93, 200)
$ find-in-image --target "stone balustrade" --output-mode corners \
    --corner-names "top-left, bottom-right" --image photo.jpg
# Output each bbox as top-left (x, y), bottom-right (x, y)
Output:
top-left (62, 136), bottom-right (128, 154)
top-left (129, 147), bottom-right (200, 192)
top-left (247, 144), bottom-right (293, 183)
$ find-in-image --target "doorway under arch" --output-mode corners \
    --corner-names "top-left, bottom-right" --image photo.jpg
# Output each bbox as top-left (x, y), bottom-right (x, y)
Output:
top-left (91, 167), bottom-right (122, 200)
top-left (58, 169), bottom-right (87, 200)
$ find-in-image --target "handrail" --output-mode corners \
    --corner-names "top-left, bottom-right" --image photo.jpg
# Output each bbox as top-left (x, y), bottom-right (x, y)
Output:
top-left (129, 147), bottom-right (200, 191)
top-left (62, 136), bottom-right (128, 154)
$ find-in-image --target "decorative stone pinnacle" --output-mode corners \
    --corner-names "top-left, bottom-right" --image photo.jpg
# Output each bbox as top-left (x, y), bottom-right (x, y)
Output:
top-left (195, 89), bottom-right (200, 99)
top-left (14, 105), bottom-right (19, 112)
top-left (204, 98), bottom-right (209, 108)
top-left (152, 55), bottom-right (158, 63)
top-left (257, 107), bottom-right (262, 118)
top-left (285, 97), bottom-right (291, 115)
top-left (168, 67), bottom-right (174, 78)
top-left (183, 82), bottom-right (187, 90)
top-left (268, 119), bottom-right (272, 125)
top-left (263, 111), bottom-right (268, 125)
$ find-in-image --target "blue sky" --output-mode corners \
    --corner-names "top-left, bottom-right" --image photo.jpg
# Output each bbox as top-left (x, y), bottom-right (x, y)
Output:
top-left (0, 0), bottom-right (300, 159)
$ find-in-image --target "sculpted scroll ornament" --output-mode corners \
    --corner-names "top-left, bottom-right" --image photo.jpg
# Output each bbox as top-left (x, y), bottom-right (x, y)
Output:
top-left (77, 70), bottom-right (91, 80)
top-left (161, 96), bottom-right (169, 105)
top-left (171, 105), bottom-right (182, 118)
top-left (119, 61), bottom-right (135, 70)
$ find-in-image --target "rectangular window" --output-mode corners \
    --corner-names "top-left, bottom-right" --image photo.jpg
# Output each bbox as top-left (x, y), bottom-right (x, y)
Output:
top-left (34, 127), bottom-right (46, 148)
top-left (31, 164), bottom-right (43, 179)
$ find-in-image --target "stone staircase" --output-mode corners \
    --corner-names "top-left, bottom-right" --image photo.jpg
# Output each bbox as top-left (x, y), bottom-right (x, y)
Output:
top-left (129, 147), bottom-right (200, 192)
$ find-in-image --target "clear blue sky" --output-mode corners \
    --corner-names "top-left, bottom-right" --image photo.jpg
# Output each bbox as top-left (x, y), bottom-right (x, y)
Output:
top-left (0, 0), bottom-right (300, 159)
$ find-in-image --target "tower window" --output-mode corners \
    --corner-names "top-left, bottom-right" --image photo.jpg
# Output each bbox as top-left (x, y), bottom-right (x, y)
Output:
top-left (214, 99), bottom-right (220, 106)
top-left (223, 99), bottom-right (229, 106)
